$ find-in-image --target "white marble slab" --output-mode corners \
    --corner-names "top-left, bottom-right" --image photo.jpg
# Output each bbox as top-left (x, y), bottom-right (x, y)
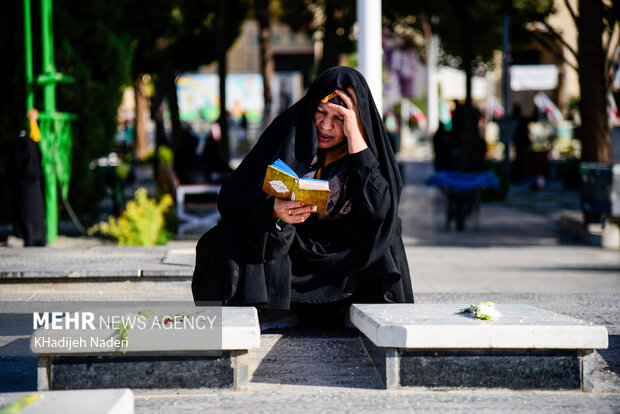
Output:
top-left (161, 248), bottom-right (195, 266)
top-left (221, 307), bottom-right (261, 350)
top-left (30, 306), bottom-right (259, 354)
top-left (0, 389), bottom-right (133, 414)
top-left (350, 303), bottom-right (608, 349)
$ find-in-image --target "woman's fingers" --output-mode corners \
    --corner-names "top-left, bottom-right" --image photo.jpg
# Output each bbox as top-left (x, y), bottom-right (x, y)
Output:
top-left (273, 199), bottom-right (314, 223)
top-left (333, 88), bottom-right (363, 127)
top-left (285, 205), bottom-right (313, 223)
top-left (328, 91), bottom-right (355, 120)
top-left (334, 88), bottom-right (355, 109)
top-left (328, 88), bottom-right (367, 153)
top-left (346, 86), bottom-right (358, 107)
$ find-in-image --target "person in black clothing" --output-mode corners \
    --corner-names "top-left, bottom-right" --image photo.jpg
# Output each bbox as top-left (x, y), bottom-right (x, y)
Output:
top-left (432, 122), bottom-right (454, 171)
top-left (450, 101), bottom-right (486, 171)
top-left (239, 112), bottom-right (248, 148)
top-left (510, 104), bottom-right (531, 184)
top-left (11, 109), bottom-right (46, 246)
top-left (175, 125), bottom-right (205, 184)
top-left (192, 67), bottom-right (413, 329)
top-left (202, 122), bottom-right (233, 183)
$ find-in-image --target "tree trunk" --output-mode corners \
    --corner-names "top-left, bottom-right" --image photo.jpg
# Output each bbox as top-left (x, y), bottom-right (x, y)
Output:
top-left (255, 0), bottom-right (274, 124)
top-left (577, 0), bottom-right (610, 163)
top-left (160, 47), bottom-right (182, 154)
top-left (462, 17), bottom-right (479, 171)
top-left (217, 0), bottom-right (230, 164)
top-left (453, 0), bottom-right (482, 171)
top-left (319, 1), bottom-right (342, 72)
top-left (450, 0), bottom-right (474, 107)
top-left (133, 75), bottom-right (149, 161)
top-left (150, 91), bottom-right (167, 186)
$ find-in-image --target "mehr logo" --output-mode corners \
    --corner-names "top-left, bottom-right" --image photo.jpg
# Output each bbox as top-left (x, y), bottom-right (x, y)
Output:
top-left (33, 312), bottom-right (96, 330)
top-left (32, 310), bottom-right (219, 330)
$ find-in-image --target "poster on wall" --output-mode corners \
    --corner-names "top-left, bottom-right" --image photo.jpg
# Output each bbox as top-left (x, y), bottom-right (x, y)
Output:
top-left (176, 73), bottom-right (265, 123)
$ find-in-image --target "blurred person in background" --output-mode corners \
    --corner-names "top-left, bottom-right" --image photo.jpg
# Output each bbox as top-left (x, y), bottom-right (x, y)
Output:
top-left (510, 104), bottom-right (531, 184)
top-left (433, 122), bottom-right (454, 171)
top-left (10, 109), bottom-right (46, 246)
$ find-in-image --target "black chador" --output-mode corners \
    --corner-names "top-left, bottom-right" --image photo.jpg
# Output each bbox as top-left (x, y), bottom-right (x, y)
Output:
top-left (12, 131), bottom-right (46, 246)
top-left (192, 66), bottom-right (413, 309)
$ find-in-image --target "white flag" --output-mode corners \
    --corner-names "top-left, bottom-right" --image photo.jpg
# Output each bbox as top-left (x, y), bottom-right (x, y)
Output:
top-left (533, 92), bottom-right (563, 122)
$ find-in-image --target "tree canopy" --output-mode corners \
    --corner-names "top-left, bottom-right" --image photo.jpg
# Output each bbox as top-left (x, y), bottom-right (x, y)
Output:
top-left (125, 0), bottom-right (249, 76)
top-left (383, 0), bottom-right (554, 75)
top-left (277, 0), bottom-right (356, 74)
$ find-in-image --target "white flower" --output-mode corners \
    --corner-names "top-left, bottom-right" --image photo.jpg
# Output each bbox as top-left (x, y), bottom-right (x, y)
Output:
top-left (475, 303), bottom-right (502, 320)
top-left (460, 301), bottom-right (503, 320)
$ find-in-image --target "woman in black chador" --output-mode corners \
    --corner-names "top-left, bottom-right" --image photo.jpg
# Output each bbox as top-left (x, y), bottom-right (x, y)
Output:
top-left (11, 109), bottom-right (46, 247)
top-left (192, 66), bottom-right (413, 329)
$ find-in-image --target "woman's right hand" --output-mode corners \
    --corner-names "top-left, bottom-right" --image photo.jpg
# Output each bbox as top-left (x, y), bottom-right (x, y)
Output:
top-left (273, 198), bottom-right (315, 224)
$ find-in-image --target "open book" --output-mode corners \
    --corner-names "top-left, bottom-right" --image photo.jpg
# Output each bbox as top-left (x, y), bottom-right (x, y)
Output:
top-left (262, 159), bottom-right (330, 213)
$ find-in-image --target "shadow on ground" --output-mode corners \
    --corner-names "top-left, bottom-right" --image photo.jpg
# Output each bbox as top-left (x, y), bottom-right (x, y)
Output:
top-left (599, 335), bottom-right (620, 378)
top-left (251, 326), bottom-right (383, 389)
top-left (0, 356), bottom-right (36, 392)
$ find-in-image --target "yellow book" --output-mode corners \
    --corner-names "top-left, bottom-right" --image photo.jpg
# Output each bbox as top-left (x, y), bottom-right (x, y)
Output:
top-left (262, 159), bottom-right (330, 213)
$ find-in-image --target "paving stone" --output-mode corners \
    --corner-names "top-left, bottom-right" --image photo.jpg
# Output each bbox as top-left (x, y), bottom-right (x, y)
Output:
top-left (0, 246), bottom-right (193, 279)
top-left (250, 328), bottom-right (381, 389)
top-left (131, 388), bottom-right (620, 414)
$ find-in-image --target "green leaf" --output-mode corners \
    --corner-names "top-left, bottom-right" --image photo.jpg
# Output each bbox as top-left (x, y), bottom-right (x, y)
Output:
top-left (136, 308), bottom-right (157, 317)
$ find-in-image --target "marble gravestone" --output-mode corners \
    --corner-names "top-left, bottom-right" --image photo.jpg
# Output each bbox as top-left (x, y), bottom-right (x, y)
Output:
top-left (350, 303), bottom-right (608, 391)
top-left (30, 306), bottom-right (260, 391)
top-left (0, 389), bottom-right (133, 414)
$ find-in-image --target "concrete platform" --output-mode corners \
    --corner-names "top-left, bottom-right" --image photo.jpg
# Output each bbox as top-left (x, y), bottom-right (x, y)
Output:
top-left (351, 303), bottom-right (608, 391)
top-left (0, 389), bottom-right (133, 414)
top-left (31, 307), bottom-right (259, 391)
top-left (0, 246), bottom-right (194, 279)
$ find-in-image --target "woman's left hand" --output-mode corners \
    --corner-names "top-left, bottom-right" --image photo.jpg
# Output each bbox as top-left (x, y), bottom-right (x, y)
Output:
top-left (329, 87), bottom-right (368, 154)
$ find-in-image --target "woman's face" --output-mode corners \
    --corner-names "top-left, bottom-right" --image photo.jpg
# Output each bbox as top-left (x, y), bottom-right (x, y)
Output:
top-left (314, 102), bottom-right (345, 149)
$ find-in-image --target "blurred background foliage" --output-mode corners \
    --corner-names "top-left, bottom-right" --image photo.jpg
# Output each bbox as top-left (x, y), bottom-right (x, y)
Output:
top-left (0, 0), bottom-right (360, 226)
top-left (88, 188), bottom-right (173, 246)
top-left (2, 0), bottom-right (615, 227)
top-left (0, 0), bottom-right (249, 224)
top-left (1, 0), bottom-right (132, 221)
top-left (54, 0), bottom-right (133, 216)
top-left (382, 0), bottom-right (554, 90)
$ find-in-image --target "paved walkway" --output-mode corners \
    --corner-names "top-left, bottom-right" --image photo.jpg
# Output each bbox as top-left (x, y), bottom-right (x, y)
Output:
top-left (1, 161), bottom-right (619, 413)
top-left (399, 163), bottom-right (619, 296)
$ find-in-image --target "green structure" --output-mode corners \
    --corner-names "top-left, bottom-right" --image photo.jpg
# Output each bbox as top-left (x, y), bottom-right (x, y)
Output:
top-left (23, 0), bottom-right (76, 244)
